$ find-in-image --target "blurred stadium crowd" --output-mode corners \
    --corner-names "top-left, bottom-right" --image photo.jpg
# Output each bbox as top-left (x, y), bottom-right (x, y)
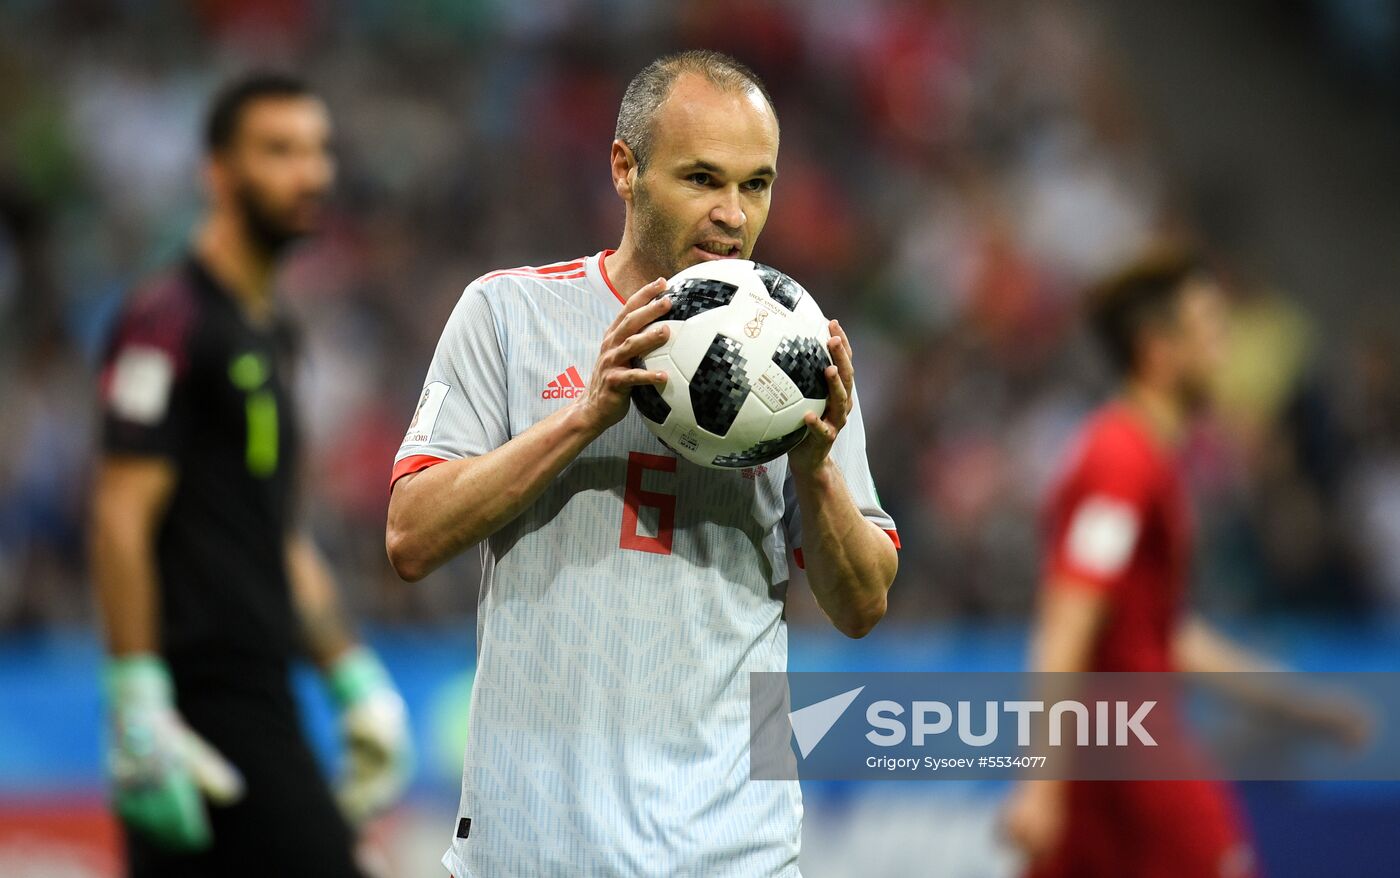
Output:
top-left (2, 0), bottom-right (1398, 632)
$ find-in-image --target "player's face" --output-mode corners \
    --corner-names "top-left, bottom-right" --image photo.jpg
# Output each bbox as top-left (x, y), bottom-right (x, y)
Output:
top-left (217, 96), bottom-right (335, 252)
top-left (629, 75), bottom-right (778, 278)
top-left (1173, 279), bottom-right (1228, 411)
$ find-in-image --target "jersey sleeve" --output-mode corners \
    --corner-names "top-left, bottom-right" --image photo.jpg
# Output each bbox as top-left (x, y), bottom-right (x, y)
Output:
top-left (391, 282), bottom-right (509, 488)
top-left (782, 386), bottom-right (900, 569)
top-left (1046, 428), bottom-right (1153, 592)
top-left (98, 295), bottom-right (197, 459)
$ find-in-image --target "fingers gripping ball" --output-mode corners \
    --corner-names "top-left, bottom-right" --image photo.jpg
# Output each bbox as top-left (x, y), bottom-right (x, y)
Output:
top-left (631, 260), bottom-right (832, 469)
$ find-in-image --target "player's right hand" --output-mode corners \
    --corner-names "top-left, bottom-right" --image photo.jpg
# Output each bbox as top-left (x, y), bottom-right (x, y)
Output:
top-left (575, 276), bottom-right (672, 434)
top-left (105, 655), bottom-right (244, 851)
top-left (999, 779), bottom-right (1065, 864)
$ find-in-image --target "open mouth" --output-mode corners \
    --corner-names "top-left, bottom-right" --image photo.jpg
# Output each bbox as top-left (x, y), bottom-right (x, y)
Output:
top-left (694, 241), bottom-right (742, 260)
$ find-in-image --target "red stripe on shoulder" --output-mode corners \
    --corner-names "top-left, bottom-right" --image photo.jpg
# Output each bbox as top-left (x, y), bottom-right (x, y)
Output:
top-left (476, 257), bottom-right (588, 284)
top-left (536, 260), bottom-right (586, 274)
top-left (105, 268), bottom-right (202, 375)
top-left (476, 269), bottom-right (587, 284)
top-left (390, 454), bottom-right (448, 490)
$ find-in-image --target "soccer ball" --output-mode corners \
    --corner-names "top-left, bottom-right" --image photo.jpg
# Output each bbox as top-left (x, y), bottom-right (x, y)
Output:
top-left (631, 259), bottom-right (833, 469)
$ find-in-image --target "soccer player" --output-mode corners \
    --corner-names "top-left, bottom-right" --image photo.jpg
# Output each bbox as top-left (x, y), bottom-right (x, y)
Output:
top-left (90, 73), bottom-right (411, 876)
top-left (386, 50), bottom-right (900, 876)
top-left (1000, 253), bottom-right (1362, 878)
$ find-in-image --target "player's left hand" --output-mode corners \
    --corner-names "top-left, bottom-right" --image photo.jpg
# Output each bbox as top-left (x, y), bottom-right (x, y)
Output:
top-left (326, 648), bottom-right (413, 824)
top-left (106, 655), bottom-right (245, 851)
top-left (788, 319), bottom-right (854, 475)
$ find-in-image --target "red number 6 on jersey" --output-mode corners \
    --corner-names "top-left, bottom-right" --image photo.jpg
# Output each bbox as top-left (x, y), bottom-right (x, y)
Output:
top-left (620, 452), bottom-right (676, 555)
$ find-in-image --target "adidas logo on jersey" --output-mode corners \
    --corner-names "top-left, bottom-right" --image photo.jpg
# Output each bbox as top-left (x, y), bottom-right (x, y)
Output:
top-left (542, 366), bottom-right (587, 400)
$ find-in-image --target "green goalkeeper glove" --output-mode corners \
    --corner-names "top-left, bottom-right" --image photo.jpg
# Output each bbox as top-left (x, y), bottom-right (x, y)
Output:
top-left (105, 655), bottom-right (244, 850)
top-left (326, 647), bottom-right (412, 823)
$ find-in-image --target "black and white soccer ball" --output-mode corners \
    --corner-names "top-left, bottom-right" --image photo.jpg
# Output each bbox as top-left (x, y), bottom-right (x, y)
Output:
top-left (631, 259), bottom-right (833, 469)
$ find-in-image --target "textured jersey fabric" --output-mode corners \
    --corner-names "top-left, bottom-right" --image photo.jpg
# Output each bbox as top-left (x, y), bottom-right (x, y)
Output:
top-left (392, 251), bottom-right (897, 878)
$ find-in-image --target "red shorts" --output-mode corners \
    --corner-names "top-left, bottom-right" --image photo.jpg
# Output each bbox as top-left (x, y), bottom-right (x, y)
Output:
top-left (1026, 781), bottom-right (1257, 878)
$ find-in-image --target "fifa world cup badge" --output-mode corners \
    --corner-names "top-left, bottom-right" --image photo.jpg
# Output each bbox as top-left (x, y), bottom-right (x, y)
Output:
top-left (408, 386), bottom-right (431, 431)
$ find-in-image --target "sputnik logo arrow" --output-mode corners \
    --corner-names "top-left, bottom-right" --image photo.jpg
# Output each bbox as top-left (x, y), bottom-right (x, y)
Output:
top-left (788, 686), bottom-right (865, 758)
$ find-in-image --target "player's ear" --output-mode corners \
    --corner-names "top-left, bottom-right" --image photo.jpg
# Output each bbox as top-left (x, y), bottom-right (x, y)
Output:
top-left (611, 140), bottom-right (638, 201)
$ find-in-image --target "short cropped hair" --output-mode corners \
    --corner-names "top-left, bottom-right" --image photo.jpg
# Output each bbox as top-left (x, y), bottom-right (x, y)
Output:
top-left (1086, 249), bottom-right (1202, 375)
top-left (615, 50), bottom-right (775, 170)
top-left (205, 72), bottom-right (314, 154)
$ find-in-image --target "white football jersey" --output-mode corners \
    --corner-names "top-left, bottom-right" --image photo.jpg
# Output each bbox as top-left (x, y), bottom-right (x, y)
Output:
top-left (392, 251), bottom-right (898, 878)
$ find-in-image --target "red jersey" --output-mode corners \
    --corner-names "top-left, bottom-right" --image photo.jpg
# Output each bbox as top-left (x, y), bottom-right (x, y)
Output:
top-left (1030, 402), bottom-right (1256, 878)
top-left (1044, 402), bottom-right (1193, 672)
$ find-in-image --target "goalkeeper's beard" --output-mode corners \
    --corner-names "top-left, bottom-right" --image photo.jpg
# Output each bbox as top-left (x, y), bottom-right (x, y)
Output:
top-left (235, 184), bottom-right (313, 258)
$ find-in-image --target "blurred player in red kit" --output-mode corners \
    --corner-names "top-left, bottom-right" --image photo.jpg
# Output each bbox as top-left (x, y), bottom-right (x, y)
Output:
top-left (1000, 251), bottom-right (1363, 878)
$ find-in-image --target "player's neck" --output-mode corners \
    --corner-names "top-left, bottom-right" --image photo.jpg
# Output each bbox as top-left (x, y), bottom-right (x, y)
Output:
top-left (193, 213), bottom-right (278, 323)
top-left (1121, 380), bottom-right (1186, 448)
top-left (604, 239), bottom-right (665, 302)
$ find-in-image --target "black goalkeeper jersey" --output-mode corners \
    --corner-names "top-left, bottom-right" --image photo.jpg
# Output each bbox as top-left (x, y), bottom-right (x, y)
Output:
top-left (100, 256), bottom-right (301, 675)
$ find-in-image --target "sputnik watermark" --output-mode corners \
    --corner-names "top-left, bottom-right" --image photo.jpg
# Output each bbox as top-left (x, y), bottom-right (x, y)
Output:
top-left (863, 699), bottom-right (1157, 748)
top-left (751, 672), bottom-right (1387, 781)
top-left (783, 685), bottom-right (1155, 758)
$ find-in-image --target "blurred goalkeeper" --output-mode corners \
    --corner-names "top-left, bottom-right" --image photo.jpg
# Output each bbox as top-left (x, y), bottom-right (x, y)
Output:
top-left (88, 73), bottom-right (411, 876)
